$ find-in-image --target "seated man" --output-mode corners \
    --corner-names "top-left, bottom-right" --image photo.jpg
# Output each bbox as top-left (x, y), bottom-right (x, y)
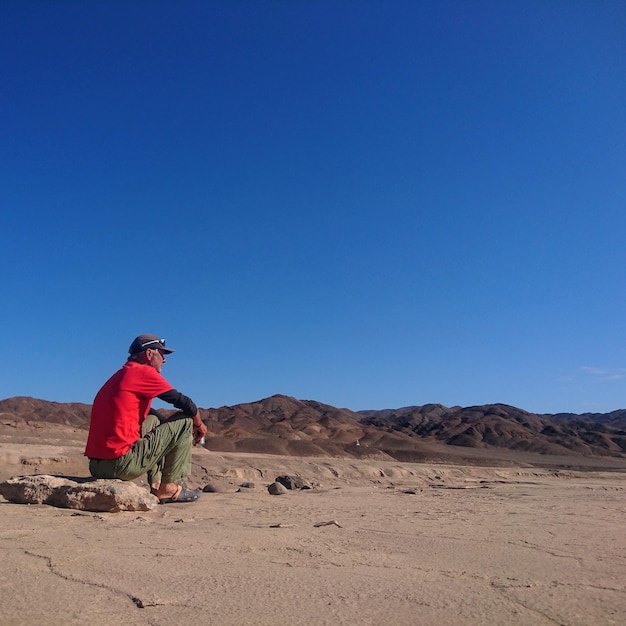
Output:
top-left (84, 334), bottom-right (208, 504)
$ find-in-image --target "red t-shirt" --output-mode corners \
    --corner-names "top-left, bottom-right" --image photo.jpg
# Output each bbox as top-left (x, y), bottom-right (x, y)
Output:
top-left (84, 361), bottom-right (173, 459)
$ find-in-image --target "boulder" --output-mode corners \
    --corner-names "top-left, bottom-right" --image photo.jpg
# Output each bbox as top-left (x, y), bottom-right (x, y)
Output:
top-left (0, 474), bottom-right (70, 504)
top-left (0, 475), bottom-right (158, 512)
top-left (275, 474), bottom-right (308, 490)
top-left (267, 481), bottom-right (288, 495)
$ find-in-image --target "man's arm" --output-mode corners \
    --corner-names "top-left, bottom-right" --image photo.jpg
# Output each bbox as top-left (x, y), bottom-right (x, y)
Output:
top-left (158, 389), bottom-right (198, 416)
top-left (157, 389), bottom-right (207, 442)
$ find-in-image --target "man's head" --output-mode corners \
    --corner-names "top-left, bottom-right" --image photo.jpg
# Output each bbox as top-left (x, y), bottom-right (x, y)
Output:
top-left (128, 334), bottom-right (175, 373)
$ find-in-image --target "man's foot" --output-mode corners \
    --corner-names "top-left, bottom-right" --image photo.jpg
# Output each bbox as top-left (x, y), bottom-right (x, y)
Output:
top-left (154, 485), bottom-right (201, 504)
top-left (151, 482), bottom-right (179, 499)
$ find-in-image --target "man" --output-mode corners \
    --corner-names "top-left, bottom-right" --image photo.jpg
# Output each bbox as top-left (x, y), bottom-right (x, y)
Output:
top-left (85, 334), bottom-right (208, 504)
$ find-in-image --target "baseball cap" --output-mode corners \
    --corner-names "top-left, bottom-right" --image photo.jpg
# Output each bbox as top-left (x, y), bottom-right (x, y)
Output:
top-left (128, 334), bottom-right (175, 355)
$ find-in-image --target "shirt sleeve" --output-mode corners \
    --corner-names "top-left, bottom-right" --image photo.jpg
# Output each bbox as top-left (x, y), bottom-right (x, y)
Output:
top-left (157, 389), bottom-right (198, 416)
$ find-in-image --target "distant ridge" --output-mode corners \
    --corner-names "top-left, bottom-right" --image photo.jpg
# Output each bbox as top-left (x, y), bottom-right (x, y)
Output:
top-left (359, 403), bottom-right (626, 457)
top-left (0, 396), bottom-right (91, 428)
top-left (2, 394), bottom-right (625, 463)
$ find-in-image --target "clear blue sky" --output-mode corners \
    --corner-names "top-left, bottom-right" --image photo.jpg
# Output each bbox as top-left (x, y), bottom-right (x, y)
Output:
top-left (2, 1), bottom-right (625, 414)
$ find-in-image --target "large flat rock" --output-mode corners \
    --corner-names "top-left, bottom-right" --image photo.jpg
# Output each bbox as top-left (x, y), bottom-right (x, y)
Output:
top-left (0, 474), bottom-right (158, 512)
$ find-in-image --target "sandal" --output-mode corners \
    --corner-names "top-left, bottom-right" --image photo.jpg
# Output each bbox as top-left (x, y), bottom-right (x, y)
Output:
top-left (157, 486), bottom-right (201, 504)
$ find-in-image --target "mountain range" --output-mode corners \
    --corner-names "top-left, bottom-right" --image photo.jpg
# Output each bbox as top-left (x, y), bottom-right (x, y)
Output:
top-left (2, 394), bottom-right (626, 468)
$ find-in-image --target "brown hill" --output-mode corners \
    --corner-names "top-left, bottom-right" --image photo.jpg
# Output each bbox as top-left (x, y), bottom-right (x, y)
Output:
top-left (360, 403), bottom-right (626, 457)
top-left (547, 409), bottom-right (626, 430)
top-left (0, 396), bottom-right (91, 428)
top-left (2, 395), bottom-right (626, 466)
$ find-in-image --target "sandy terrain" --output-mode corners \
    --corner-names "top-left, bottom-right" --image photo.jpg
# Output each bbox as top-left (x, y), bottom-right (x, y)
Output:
top-left (1, 427), bottom-right (625, 625)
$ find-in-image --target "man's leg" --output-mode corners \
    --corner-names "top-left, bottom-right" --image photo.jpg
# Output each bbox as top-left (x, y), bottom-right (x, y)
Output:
top-left (142, 412), bottom-right (163, 488)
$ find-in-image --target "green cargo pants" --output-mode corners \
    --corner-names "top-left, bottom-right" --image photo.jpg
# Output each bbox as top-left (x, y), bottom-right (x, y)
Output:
top-left (88, 412), bottom-right (192, 485)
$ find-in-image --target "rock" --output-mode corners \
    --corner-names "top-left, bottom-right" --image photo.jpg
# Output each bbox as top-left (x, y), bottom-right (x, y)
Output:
top-left (202, 481), bottom-right (233, 493)
top-left (267, 481), bottom-right (288, 495)
top-left (313, 519), bottom-right (342, 528)
top-left (240, 482), bottom-right (255, 489)
top-left (275, 475), bottom-right (308, 490)
top-left (0, 474), bottom-right (70, 504)
top-left (0, 475), bottom-right (158, 512)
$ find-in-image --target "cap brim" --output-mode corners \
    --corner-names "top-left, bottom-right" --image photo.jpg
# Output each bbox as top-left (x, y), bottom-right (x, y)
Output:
top-left (160, 347), bottom-right (175, 354)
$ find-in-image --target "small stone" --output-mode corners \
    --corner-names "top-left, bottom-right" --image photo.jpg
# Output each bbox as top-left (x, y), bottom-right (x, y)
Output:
top-left (313, 519), bottom-right (342, 528)
top-left (202, 482), bottom-right (232, 493)
top-left (267, 482), bottom-right (288, 495)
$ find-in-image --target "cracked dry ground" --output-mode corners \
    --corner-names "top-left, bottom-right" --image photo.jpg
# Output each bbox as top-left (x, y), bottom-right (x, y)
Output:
top-left (1, 472), bottom-right (625, 626)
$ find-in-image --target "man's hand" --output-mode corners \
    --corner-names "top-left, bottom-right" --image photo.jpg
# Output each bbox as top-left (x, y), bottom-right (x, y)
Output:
top-left (192, 412), bottom-right (208, 444)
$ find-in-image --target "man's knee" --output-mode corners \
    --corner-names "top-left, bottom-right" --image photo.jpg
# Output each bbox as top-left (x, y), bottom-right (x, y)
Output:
top-left (158, 414), bottom-right (192, 442)
top-left (148, 408), bottom-right (168, 422)
top-left (142, 413), bottom-right (161, 437)
top-left (163, 411), bottom-right (191, 423)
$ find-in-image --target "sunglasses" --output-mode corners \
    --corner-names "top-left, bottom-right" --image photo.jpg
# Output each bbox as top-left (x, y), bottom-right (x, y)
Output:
top-left (140, 338), bottom-right (166, 349)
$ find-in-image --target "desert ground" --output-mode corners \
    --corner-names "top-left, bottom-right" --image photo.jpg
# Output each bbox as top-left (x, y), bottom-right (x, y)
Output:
top-left (1, 422), bottom-right (625, 625)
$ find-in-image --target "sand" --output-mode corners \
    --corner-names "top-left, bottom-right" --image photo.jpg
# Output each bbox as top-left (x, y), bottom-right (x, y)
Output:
top-left (1, 433), bottom-right (625, 625)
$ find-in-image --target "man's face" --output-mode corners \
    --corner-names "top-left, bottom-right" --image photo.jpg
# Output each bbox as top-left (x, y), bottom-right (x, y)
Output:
top-left (147, 348), bottom-right (166, 373)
